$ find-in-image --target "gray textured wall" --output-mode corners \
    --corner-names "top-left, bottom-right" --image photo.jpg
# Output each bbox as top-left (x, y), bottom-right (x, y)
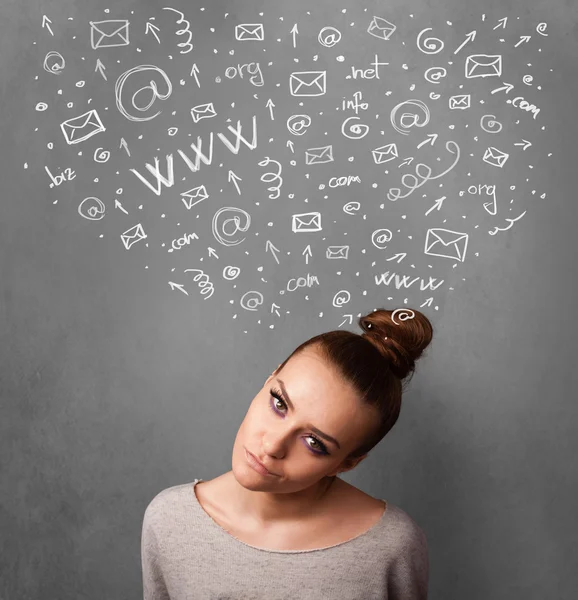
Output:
top-left (1, 0), bottom-right (577, 598)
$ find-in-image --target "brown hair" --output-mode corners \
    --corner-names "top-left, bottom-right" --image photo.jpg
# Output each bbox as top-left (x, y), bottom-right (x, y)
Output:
top-left (274, 308), bottom-right (434, 460)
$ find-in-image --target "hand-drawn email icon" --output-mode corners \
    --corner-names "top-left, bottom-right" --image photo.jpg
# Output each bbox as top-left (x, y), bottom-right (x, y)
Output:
top-left (190, 103), bottom-right (217, 123)
top-left (483, 146), bottom-right (509, 168)
top-left (465, 54), bottom-right (502, 79)
top-left (449, 94), bottom-right (471, 110)
top-left (181, 185), bottom-right (209, 210)
top-left (292, 212), bottom-right (322, 233)
top-left (424, 228), bottom-right (468, 262)
top-left (60, 109), bottom-right (106, 145)
top-left (235, 23), bottom-right (264, 41)
top-left (367, 16), bottom-right (397, 41)
top-left (290, 71), bottom-right (326, 96)
top-left (121, 223), bottom-right (147, 250)
top-left (372, 143), bottom-right (398, 164)
top-left (90, 20), bottom-right (130, 49)
top-left (305, 145), bottom-right (333, 165)
top-left (326, 245), bottom-right (349, 259)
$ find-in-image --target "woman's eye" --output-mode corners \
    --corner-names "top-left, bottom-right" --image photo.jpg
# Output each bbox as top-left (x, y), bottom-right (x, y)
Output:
top-left (269, 391), bottom-right (329, 455)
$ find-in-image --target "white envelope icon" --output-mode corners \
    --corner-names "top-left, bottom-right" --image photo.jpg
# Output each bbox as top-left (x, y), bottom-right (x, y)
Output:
top-left (292, 212), bottom-right (322, 232)
top-left (367, 16), bottom-right (396, 40)
top-left (326, 245), bottom-right (349, 259)
top-left (121, 223), bottom-right (147, 250)
top-left (191, 103), bottom-right (217, 123)
top-left (235, 23), bottom-right (264, 41)
top-left (424, 228), bottom-right (468, 262)
top-left (181, 185), bottom-right (209, 209)
top-left (465, 54), bottom-right (502, 79)
top-left (372, 143), bottom-right (398, 164)
top-left (449, 95), bottom-right (471, 109)
top-left (483, 146), bottom-right (509, 168)
top-left (90, 20), bottom-right (130, 49)
top-left (290, 71), bottom-right (327, 96)
top-left (305, 145), bottom-right (333, 165)
top-left (60, 109), bottom-right (106, 145)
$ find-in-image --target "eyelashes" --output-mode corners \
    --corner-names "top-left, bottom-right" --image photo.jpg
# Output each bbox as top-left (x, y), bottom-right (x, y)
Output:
top-left (269, 387), bottom-right (329, 456)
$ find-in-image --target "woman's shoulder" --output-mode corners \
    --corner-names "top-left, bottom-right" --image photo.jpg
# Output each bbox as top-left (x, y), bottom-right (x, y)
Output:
top-left (382, 501), bottom-right (428, 552)
top-left (143, 479), bottom-right (199, 525)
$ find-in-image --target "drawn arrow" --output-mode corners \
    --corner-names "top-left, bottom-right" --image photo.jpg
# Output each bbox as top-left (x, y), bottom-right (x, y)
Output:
top-left (303, 244), bottom-right (312, 265)
top-left (266, 99), bottom-right (275, 120)
top-left (95, 58), bottom-right (107, 81)
top-left (271, 303), bottom-right (281, 318)
top-left (291, 24), bottom-right (299, 48)
top-left (491, 82), bottom-right (514, 95)
top-left (425, 196), bottom-right (446, 216)
top-left (453, 30), bottom-right (476, 55)
top-left (42, 15), bottom-right (54, 36)
top-left (169, 282), bottom-right (189, 295)
top-left (514, 139), bottom-right (532, 150)
top-left (208, 247), bottom-right (219, 259)
top-left (119, 138), bottom-right (131, 157)
top-left (398, 157), bottom-right (414, 168)
top-left (339, 315), bottom-right (354, 328)
top-left (145, 22), bottom-right (161, 43)
top-left (417, 133), bottom-right (438, 149)
top-left (287, 140), bottom-right (295, 153)
top-left (266, 240), bottom-right (281, 264)
top-left (514, 35), bottom-right (531, 48)
top-left (190, 63), bottom-right (200, 87)
top-left (386, 253), bottom-right (406, 263)
top-left (493, 17), bottom-right (508, 30)
top-left (114, 199), bottom-right (128, 214)
top-left (420, 297), bottom-right (434, 308)
top-left (228, 170), bottom-right (242, 195)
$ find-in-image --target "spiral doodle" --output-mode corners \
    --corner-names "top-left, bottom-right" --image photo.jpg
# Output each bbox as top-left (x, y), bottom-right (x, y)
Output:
top-left (43, 51), bottom-right (65, 75)
top-left (480, 114), bottom-right (503, 134)
top-left (287, 114), bottom-right (311, 136)
top-left (168, 127), bottom-right (178, 136)
top-left (223, 266), bottom-right (241, 281)
top-left (341, 116), bottom-right (370, 139)
top-left (184, 269), bottom-right (214, 299)
top-left (391, 308), bottom-right (415, 325)
top-left (35, 102), bottom-right (48, 111)
top-left (536, 22), bottom-right (548, 36)
top-left (522, 74), bottom-right (533, 85)
top-left (78, 197), bottom-right (106, 221)
top-left (318, 27), bottom-right (342, 48)
top-left (429, 92), bottom-right (441, 100)
top-left (163, 7), bottom-right (193, 54)
top-left (93, 148), bottom-right (111, 163)
top-left (416, 28), bottom-right (445, 54)
top-left (424, 66), bottom-right (447, 84)
top-left (258, 157), bottom-right (283, 199)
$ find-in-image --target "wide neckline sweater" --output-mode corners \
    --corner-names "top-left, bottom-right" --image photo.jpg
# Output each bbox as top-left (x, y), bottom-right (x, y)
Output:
top-left (141, 478), bottom-right (429, 599)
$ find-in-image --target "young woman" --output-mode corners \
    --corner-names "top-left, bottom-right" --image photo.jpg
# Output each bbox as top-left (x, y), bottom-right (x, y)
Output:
top-left (142, 307), bottom-right (433, 599)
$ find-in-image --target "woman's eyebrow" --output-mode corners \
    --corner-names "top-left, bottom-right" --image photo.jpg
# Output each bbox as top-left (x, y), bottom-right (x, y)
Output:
top-left (276, 378), bottom-right (341, 450)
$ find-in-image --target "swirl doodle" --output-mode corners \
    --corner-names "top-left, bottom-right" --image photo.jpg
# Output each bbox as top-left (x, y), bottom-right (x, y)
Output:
top-left (318, 27), bottom-right (342, 48)
top-left (522, 74), bottom-right (533, 85)
top-left (223, 266), bottom-right (241, 281)
top-left (93, 148), bottom-right (111, 163)
top-left (287, 114), bottom-right (311, 136)
top-left (480, 114), bottom-right (503, 133)
top-left (184, 269), bottom-right (214, 299)
top-left (390, 99), bottom-right (430, 136)
top-left (391, 308), bottom-right (415, 325)
top-left (258, 157), bottom-right (283, 200)
top-left (163, 7), bottom-right (193, 54)
top-left (35, 102), bottom-right (48, 111)
top-left (343, 201), bottom-right (361, 215)
top-left (43, 51), bottom-right (65, 74)
top-left (536, 22), bottom-right (548, 36)
top-left (240, 291), bottom-right (264, 311)
top-left (341, 116), bottom-right (370, 139)
top-left (416, 27), bottom-right (445, 54)
top-left (78, 197), bottom-right (105, 221)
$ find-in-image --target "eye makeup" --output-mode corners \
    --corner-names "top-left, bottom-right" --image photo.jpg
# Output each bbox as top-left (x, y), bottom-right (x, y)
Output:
top-left (269, 387), bottom-right (330, 456)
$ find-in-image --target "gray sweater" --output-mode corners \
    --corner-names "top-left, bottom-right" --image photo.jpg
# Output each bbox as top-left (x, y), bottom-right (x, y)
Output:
top-left (141, 479), bottom-right (429, 599)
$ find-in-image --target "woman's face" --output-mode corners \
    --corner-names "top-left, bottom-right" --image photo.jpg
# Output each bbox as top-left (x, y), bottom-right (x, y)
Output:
top-left (231, 349), bottom-right (374, 493)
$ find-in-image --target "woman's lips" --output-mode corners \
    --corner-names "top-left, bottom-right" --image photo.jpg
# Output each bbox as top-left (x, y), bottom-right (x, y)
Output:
top-left (245, 448), bottom-right (278, 476)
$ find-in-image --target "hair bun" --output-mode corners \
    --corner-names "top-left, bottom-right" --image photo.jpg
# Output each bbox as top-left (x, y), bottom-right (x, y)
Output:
top-left (359, 308), bottom-right (433, 380)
